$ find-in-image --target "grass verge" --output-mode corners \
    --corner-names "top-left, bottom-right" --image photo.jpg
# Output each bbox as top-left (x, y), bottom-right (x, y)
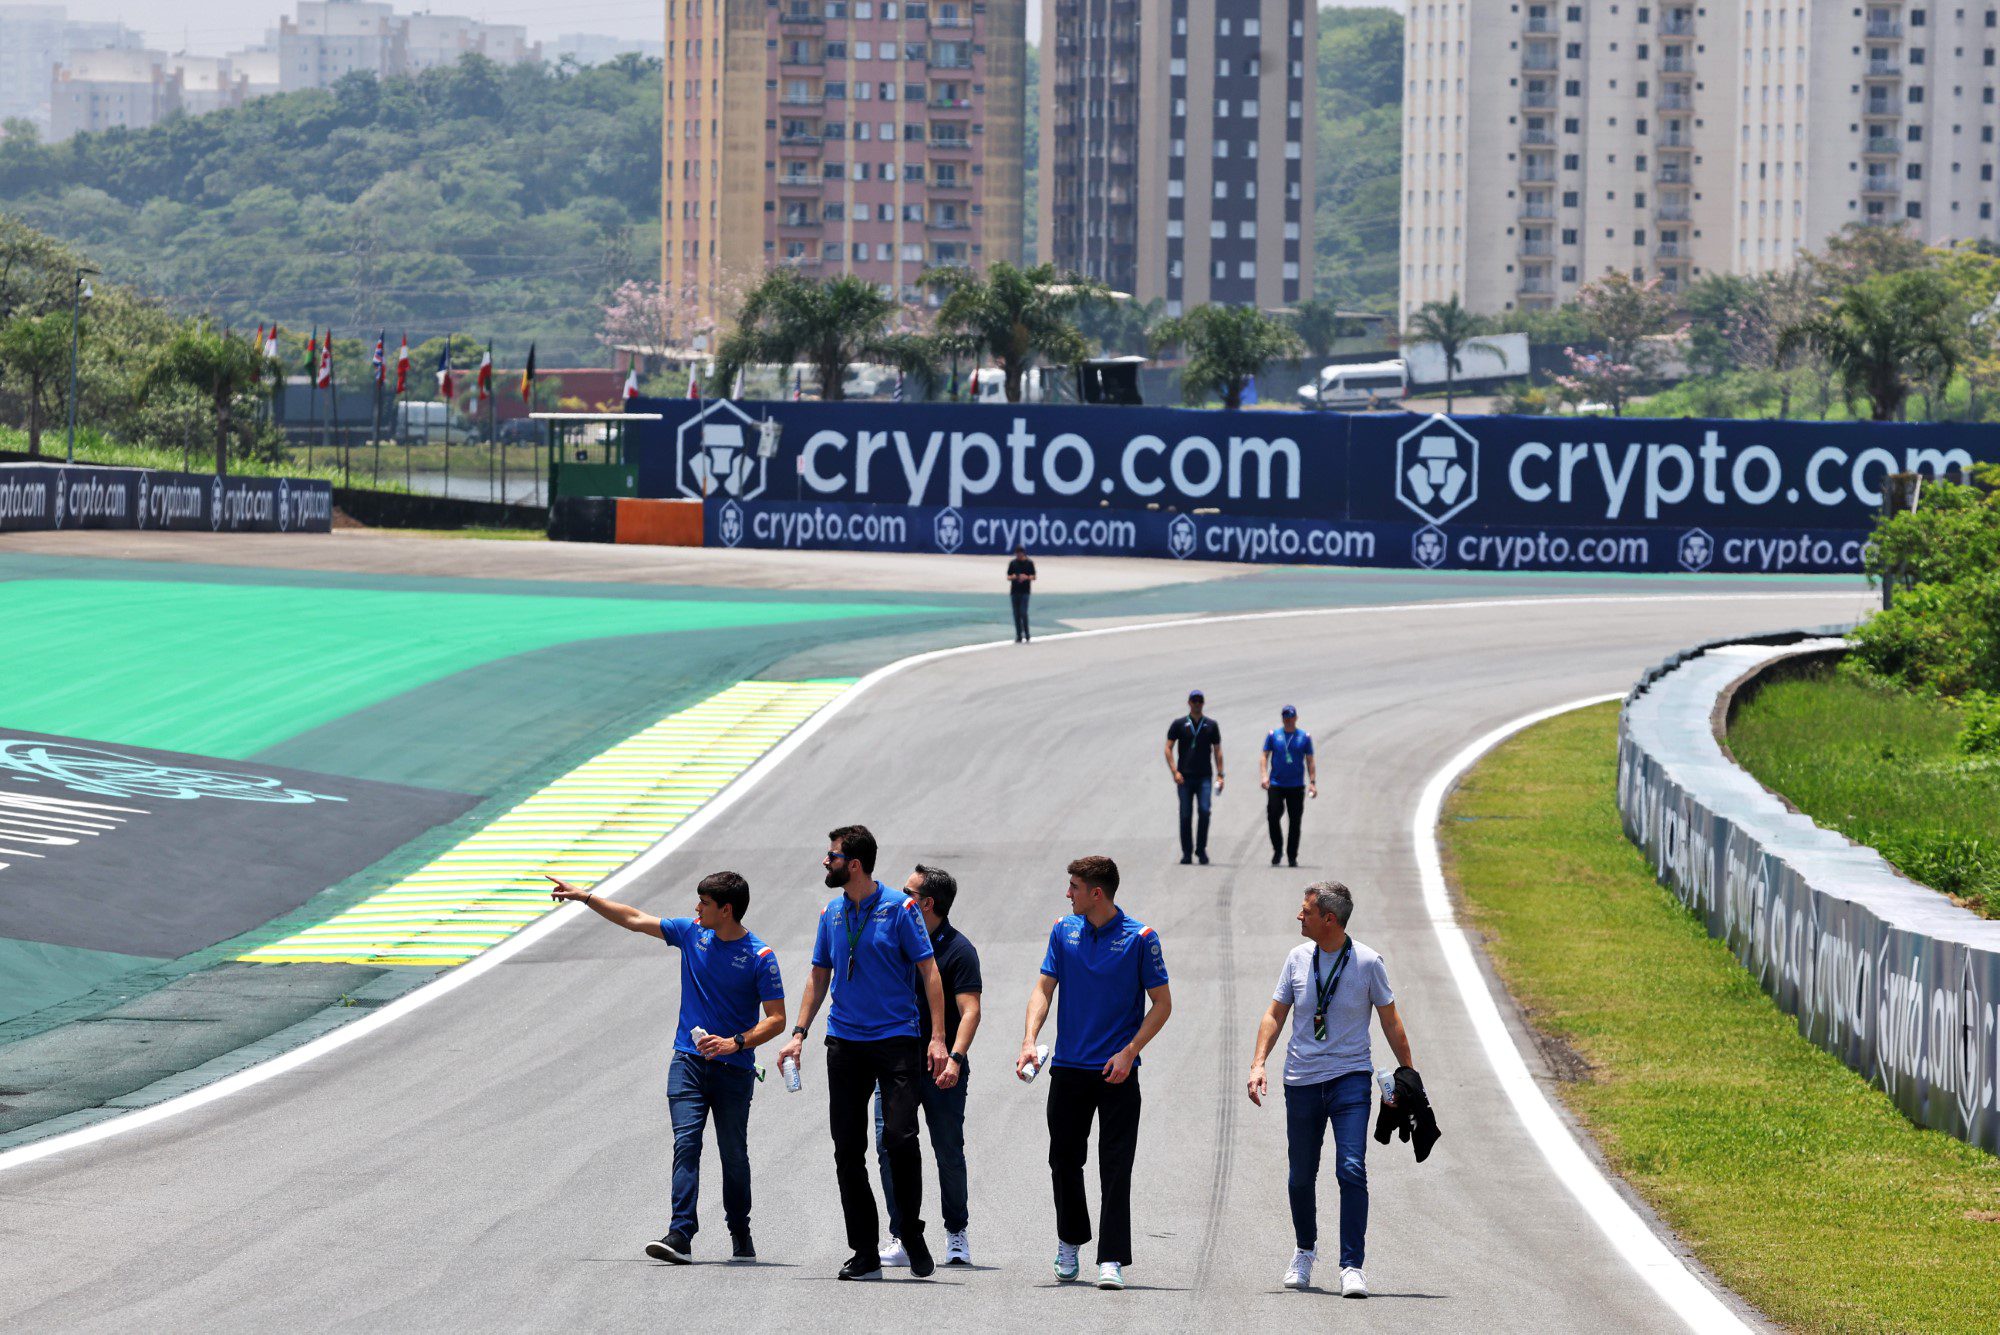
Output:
top-left (383, 526), bottom-right (546, 541)
top-left (1443, 701), bottom-right (2000, 1334)
top-left (0, 425), bottom-right (408, 490)
top-left (1728, 667), bottom-right (2000, 920)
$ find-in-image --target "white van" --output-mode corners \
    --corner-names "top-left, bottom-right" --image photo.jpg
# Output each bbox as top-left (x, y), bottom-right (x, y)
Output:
top-left (1297, 360), bottom-right (1409, 411)
top-left (971, 367), bottom-right (1048, 403)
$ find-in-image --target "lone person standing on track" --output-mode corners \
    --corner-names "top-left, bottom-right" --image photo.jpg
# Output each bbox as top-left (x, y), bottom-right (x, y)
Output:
top-left (1007, 545), bottom-right (1037, 643)
top-left (876, 863), bottom-right (983, 1269)
top-left (1260, 705), bottom-right (1317, 867)
top-left (1245, 881), bottom-right (1413, 1298)
top-left (548, 870), bottom-right (786, 1266)
top-left (1165, 689), bottom-right (1224, 864)
top-left (1017, 854), bottom-right (1173, 1291)
top-left (777, 825), bottom-right (951, 1281)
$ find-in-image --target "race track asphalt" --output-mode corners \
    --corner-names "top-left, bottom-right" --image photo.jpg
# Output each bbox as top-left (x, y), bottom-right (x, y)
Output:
top-left (0, 589), bottom-right (1872, 1333)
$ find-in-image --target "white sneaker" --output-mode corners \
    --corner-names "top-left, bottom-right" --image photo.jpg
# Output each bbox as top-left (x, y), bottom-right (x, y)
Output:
top-left (945, 1229), bottom-right (971, 1265)
top-left (1340, 1266), bottom-right (1368, 1298)
top-left (1053, 1241), bottom-right (1081, 1281)
top-left (1283, 1248), bottom-right (1316, 1290)
top-left (1096, 1261), bottom-right (1124, 1290)
top-left (878, 1237), bottom-right (909, 1267)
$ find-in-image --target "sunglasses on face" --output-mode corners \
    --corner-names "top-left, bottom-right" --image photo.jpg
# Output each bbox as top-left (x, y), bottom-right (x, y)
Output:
top-left (823, 851), bottom-right (850, 866)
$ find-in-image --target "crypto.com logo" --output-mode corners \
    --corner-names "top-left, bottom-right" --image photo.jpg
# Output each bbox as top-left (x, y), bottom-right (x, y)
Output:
top-left (675, 400), bottom-right (769, 502)
top-left (934, 507), bottom-right (964, 553)
top-left (1167, 514), bottom-right (1198, 559)
top-left (1678, 527), bottom-right (1714, 572)
top-left (1395, 414), bottom-right (1479, 526)
top-left (717, 499), bottom-right (746, 547)
top-left (1411, 525), bottom-right (1447, 569)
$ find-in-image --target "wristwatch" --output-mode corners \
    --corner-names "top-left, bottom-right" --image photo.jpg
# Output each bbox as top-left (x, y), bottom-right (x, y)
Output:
top-left (733, 1033), bottom-right (746, 1053)
top-left (792, 1025), bottom-right (808, 1039)
top-left (948, 1051), bottom-right (966, 1067)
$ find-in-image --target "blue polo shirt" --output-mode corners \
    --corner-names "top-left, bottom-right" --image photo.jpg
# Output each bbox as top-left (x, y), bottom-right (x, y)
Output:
top-left (659, 918), bottom-right (785, 1070)
top-left (812, 881), bottom-right (936, 1041)
top-left (1040, 908), bottom-right (1170, 1071)
top-left (1263, 727), bottom-right (1314, 787)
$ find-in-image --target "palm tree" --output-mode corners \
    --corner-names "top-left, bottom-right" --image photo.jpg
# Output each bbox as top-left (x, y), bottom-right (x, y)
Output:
top-left (1288, 298), bottom-right (1356, 407)
top-left (1776, 269), bottom-right (1966, 421)
top-left (1404, 295), bottom-right (1487, 413)
top-left (143, 326), bottom-right (268, 476)
top-left (926, 261), bottom-right (1107, 403)
top-left (1149, 304), bottom-right (1303, 410)
top-left (711, 270), bottom-right (916, 401)
top-left (0, 312), bottom-right (71, 455)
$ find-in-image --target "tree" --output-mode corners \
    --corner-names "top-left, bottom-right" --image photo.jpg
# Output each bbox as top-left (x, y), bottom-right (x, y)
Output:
top-left (1815, 220), bottom-right (1930, 287)
top-left (1150, 303), bottom-right (1303, 410)
top-left (0, 313), bottom-right (71, 454)
top-left (1288, 298), bottom-right (1357, 405)
top-left (1554, 271), bottom-right (1681, 415)
top-left (597, 278), bottom-right (714, 363)
top-left (1776, 269), bottom-right (1966, 421)
top-left (1075, 293), bottom-right (1163, 358)
top-left (143, 326), bottom-right (269, 475)
top-left (927, 261), bottom-right (1105, 403)
top-left (710, 270), bottom-right (908, 401)
top-left (1403, 295), bottom-right (1487, 412)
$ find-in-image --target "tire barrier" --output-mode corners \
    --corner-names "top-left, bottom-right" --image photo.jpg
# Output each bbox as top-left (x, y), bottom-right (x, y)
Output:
top-left (0, 464), bottom-right (332, 534)
top-left (1618, 636), bottom-right (2000, 1155)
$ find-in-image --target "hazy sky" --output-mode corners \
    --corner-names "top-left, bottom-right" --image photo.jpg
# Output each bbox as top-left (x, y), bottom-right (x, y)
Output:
top-left (67, 0), bottom-right (1400, 57)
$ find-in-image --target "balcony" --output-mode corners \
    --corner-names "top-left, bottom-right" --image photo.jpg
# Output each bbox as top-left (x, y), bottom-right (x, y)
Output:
top-left (1864, 100), bottom-right (1901, 117)
top-left (778, 214), bottom-right (820, 230)
top-left (1523, 14), bottom-right (1556, 33)
top-left (1657, 89), bottom-right (1693, 111)
top-left (777, 254), bottom-right (823, 268)
top-left (1520, 160), bottom-right (1557, 183)
top-left (929, 96), bottom-right (974, 112)
top-left (930, 55), bottom-right (973, 69)
top-left (929, 14), bottom-right (971, 27)
top-left (1658, 56), bottom-right (1689, 73)
top-left (1657, 134), bottom-right (1692, 149)
top-left (1519, 279), bottom-right (1554, 296)
top-left (1654, 201), bottom-right (1692, 220)
top-left (1521, 128), bottom-right (1555, 146)
top-left (1655, 243), bottom-right (1688, 260)
top-left (1521, 49), bottom-right (1559, 71)
top-left (930, 176), bottom-right (972, 191)
top-left (926, 218), bottom-right (972, 231)
top-left (778, 9), bottom-right (824, 24)
top-left (1521, 89), bottom-right (1556, 109)
top-left (780, 51), bottom-right (823, 68)
top-left (1656, 165), bottom-right (1691, 184)
top-left (1866, 20), bottom-right (1905, 38)
top-left (1520, 239), bottom-right (1553, 257)
top-left (1658, 14), bottom-right (1695, 35)
top-left (779, 93), bottom-right (825, 106)
top-left (1861, 176), bottom-right (1901, 196)
top-left (779, 134), bottom-right (824, 152)
top-left (1863, 135), bottom-right (1900, 155)
top-left (1865, 59), bottom-right (1902, 77)
top-left (1520, 198), bottom-right (1555, 219)
top-left (929, 136), bottom-right (973, 151)
top-left (777, 173), bottom-right (824, 191)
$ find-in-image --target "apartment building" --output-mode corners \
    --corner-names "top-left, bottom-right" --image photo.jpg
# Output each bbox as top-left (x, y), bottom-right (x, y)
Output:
top-left (1402, 0), bottom-right (2000, 323)
top-left (1040, 0), bottom-right (1315, 313)
top-left (0, 4), bottom-right (142, 132)
top-left (276, 0), bottom-right (540, 92)
top-left (660, 0), bottom-right (1026, 328)
top-left (49, 49), bottom-right (184, 140)
top-left (404, 13), bottom-right (538, 72)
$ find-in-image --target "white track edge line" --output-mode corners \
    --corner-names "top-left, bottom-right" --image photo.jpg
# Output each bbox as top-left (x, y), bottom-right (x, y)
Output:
top-left (0, 586), bottom-right (1861, 1177)
top-left (1414, 693), bottom-right (1755, 1335)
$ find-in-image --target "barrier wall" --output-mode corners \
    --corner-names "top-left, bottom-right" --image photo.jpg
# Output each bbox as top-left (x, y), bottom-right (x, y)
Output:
top-left (0, 464), bottom-right (332, 534)
top-left (624, 398), bottom-right (2000, 572)
top-left (1618, 638), bottom-right (2000, 1154)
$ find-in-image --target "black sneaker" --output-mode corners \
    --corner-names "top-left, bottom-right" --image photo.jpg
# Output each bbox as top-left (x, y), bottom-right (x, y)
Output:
top-left (838, 1253), bottom-right (883, 1281)
top-left (1196, 851), bottom-right (1210, 865)
top-left (1288, 856), bottom-right (1299, 868)
top-left (730, 1233), bottom-right (756, 1262)
top-left (905, 1232), bottom-right (935, 1278)
top-left (1270, 851), bottom-right (1282, 866)
top-left (1179, 853), bottom-right (1192, 865)
top-left (645, 1230), bottom-right (693, 1264)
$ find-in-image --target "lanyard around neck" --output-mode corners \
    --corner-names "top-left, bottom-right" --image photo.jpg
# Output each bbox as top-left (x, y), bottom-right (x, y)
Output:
top-left (1310, 940), bottom-right (1352, 1039)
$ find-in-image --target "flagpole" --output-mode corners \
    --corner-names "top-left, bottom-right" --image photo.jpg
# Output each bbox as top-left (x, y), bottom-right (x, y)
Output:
top-left (442, 334), bottom-right (452, 501)
top-left (306, 325), bottom-right (318, 473)
top-left (372, 336), bottom-right (383, 488)
top-left (485, 341), bottom-right (496, 505)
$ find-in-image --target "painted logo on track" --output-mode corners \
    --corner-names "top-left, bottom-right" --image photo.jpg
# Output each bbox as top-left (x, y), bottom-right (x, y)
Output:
top-left (676, 399), bottom-right (769, 502)
top-left (0, 738), bottom-right (349, 804)
top-left (1396, 414), bottom-right (1479, 526)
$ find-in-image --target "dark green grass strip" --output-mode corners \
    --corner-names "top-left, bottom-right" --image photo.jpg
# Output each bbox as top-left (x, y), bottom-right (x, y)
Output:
top-left (1443, 702), bottom-right (2000, 1334)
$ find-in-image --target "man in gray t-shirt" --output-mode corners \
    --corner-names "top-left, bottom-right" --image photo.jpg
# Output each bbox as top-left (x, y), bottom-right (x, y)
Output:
top-left (1246, 881), bottom-right (1414, 1299)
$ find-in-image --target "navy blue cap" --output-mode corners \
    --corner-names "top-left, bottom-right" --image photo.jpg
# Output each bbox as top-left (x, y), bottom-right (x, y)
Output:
top-left (1281, 704), bottom-right (1297, 717)
top-left (1188, 688), bottom-right (1204, 700)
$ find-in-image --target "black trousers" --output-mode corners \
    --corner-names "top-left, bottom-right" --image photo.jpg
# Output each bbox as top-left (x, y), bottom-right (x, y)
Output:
top-left (1047, 1066), bottom-right (1143, 1265)
top-left (1267, 784), bottom-right (1305, 859)
top-left (1011, 586), bottom-right (1031, 640)
top-left (827, 1036), bottom-right (925, 1254)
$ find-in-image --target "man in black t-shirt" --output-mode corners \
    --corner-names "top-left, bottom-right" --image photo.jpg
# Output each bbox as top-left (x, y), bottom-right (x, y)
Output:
top-left (1164, 689), bottom-right (1226, 864)
top-left (876, 863), bottom-right (984, 1268)
top-left (1007, 545), bottom-right (1037, 642)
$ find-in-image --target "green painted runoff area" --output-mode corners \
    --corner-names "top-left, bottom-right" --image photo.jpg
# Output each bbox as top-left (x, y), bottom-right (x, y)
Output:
top-left (0, 578), bottom-right (927, 759)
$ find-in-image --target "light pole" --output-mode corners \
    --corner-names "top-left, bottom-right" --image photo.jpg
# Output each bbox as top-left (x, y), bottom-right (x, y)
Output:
top-left (65, 264), bottom-right (99, 464)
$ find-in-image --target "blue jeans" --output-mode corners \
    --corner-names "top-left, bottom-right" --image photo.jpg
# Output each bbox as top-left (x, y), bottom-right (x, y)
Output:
top-left (873, 1060), bottom-right (971, 1235)
top-left (667, 1050), bottom-right (756, 1238)
top-left (1284, 1072), bottom-right (1372, 1268)
top-left (1176, 778), bottom-right (1213, 856)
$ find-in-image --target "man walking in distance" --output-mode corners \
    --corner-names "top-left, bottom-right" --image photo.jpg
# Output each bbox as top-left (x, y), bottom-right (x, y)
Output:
top-left (876, 864), bottom-right (983, 1269)
top-left (777, 826), bottom-right (951, 1281)
top-left (1007, 544), bottom-right (1037, 642)
top-left (1017, 855), bottom-right (1173, 1291)
top-left (1164, 689), bottom-right (1225, 864)
top-left (1259, 705), bottom-right (1318, 867)
top-left (1245, 881), bottom-right (1412, 1298)
top-left (548, 871), bottom-right (785, 1265)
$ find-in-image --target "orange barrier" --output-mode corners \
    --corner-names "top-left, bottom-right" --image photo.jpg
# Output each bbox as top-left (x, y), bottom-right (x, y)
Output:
top-left (613, 498), bottom-right (703, 546)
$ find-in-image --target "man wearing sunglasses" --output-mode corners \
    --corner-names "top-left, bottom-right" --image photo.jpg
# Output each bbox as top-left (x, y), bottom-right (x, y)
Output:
top-left (1244, 881), bottom-right (1412, 1299)
top-left (778, 825), bottom-right (950, 1281)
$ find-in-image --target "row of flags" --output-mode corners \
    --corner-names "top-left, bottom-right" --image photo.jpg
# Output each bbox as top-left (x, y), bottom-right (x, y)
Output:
top-left (252, 323), bottom-right (538, 405)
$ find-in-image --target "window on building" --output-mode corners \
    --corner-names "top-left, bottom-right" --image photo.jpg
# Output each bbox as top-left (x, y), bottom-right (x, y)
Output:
top-left (1239, 221), bottom-right (1256, 238)
top-left (1214, 180), bottom-right (1229, 198)
top-left (1210, 220), bottom-right (1226, 238)
top-left (1238, 260), bottom-right (1255, 278)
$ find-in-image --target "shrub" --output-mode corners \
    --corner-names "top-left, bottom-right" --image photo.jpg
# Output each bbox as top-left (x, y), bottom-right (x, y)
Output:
top-left (1959, 690), bottom-right (2000, 756)
top-left (1848, 571), bottom-right (2000, 697)
top-left (1862, 477), bottom-right (2000, 592)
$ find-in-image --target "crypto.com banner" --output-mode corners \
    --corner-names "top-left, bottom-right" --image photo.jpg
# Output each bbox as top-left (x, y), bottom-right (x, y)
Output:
top-left (629, 398), bottom-right (1999, 572)
top-left (0, 464), bottom-right (333, 534)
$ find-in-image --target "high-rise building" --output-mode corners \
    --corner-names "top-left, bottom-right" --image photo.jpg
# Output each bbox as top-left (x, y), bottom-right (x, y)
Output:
top-left (275, 1), bottom-right (540, 92)
top-left (0, 4), bottom-right (143, 133)
top-left (1402, 0), bottom-right (2000, 324)
top-left (553, 33), bottom-right (668, 65)
top-left (1039, 0), bottom-right (1315, 314)
top-left (49, 48), bottom-right (181, 141)
top-left (661, 0), bottom-right (1026, 328)
top-left (404, 13), bottom-right (538, 72)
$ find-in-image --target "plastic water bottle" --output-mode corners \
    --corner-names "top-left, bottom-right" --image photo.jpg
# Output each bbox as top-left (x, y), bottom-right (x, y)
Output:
top-left (780, 1054), bottom-right (803, 1093)
top-left (1376, 1065), bottom-right (1397, 1106)
top-left (1020, 1043), bottom-right (1053, 1082)
top-left (691, 1027), bottom-right (710, 1045)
